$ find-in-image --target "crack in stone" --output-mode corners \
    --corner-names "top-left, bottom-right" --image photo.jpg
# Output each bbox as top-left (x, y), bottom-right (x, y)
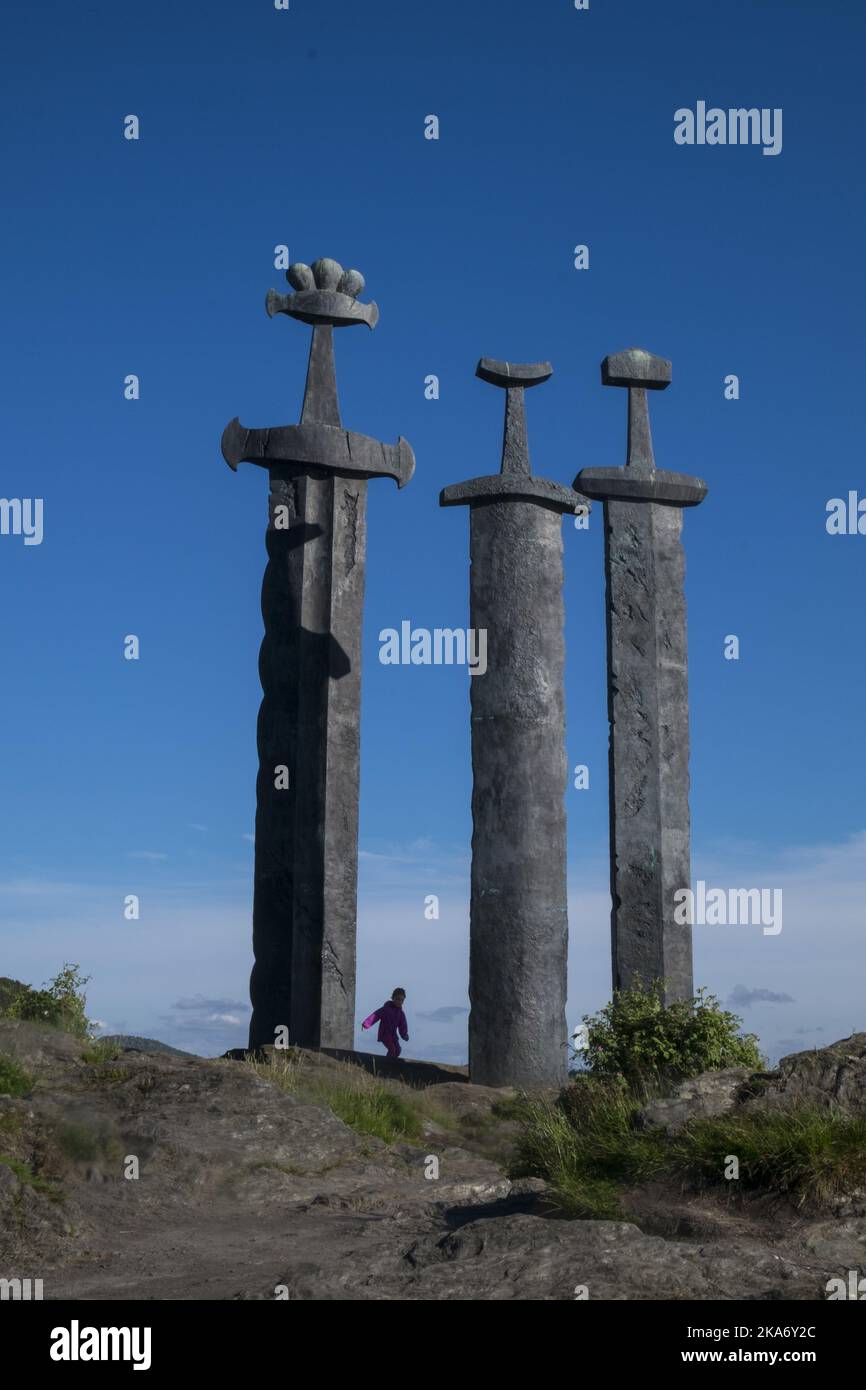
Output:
top-left (342, 490), bottom-right (359, 575)
top-left (322, 939), bottom-right (349, 998)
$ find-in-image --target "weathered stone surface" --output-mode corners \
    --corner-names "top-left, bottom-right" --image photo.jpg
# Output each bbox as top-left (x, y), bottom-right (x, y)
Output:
top-left (4, 1021), bottom-right (866, 1301)
top-left (747, 1034), bottom-right (866, 1117)
top-left (221, 264), bottom-right (413, 1052)
top-left (605, 497), bottom-right (694, 998)
top-left (441, 361), bottom-right (587, 1089)
top-left (221, 418), bottom-right (413, 484)
top-left (262, 1212), bottom-right (866, 1301)
top-left (423, 1081), bottom-right (517, 1122)
top-left (575, 348), bottom-right (707, 1004)
top-left (0, 1022), bottom-right (525, 1291)
top-left (636, 1034), bottom-right (866, 1135)
top-left (637, 1068), bottom-right (754, 1134)
top-left (0, 1015), bottom-right (82, 1071)
top-left (464, 497), bottom-right (570, 1090)
top-left (576, 467), bottom-right (705, 505)
top-left (98, 1035), bottom-right (196, 1058)
top-left (602, 347), bottom-right (673, 389)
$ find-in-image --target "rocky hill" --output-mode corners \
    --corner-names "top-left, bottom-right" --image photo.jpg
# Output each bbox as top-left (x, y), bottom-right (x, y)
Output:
top-left (1, 1019), bottom-right (865, 1300)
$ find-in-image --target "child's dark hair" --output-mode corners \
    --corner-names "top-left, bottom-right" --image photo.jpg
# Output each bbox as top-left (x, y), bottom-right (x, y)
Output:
top-left (391, 988), bottom-right (406, 1000)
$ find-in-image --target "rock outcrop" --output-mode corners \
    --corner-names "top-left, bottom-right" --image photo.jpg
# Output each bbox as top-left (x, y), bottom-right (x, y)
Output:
top-left (635, 1034), bottom-right (866, 1134)
top-left (2, 1021), bottom-right (866, 1300)
top-left (637, 1068), bottom-right (754, 1134)
top-left (748, 1034), bottom-right (866, 1117)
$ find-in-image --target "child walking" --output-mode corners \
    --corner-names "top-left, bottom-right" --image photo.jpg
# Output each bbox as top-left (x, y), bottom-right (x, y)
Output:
top-left (362, 988), bottom-right (409, 1059)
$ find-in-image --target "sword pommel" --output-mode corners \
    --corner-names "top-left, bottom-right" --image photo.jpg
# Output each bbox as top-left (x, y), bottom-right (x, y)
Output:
top-left (601, 348), bottom-right (671, 391)
top-left (476, 358), bottom-right (553, 390)
top-left (266, 259), bottom-right (379, 330)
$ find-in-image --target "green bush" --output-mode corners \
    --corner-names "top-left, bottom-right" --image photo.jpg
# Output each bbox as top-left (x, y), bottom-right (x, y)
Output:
top-left (0, 1053), bottom-right (36, 1099)
top-left (579, 981), bottom-right (764, 1083)
top-left (2, 964), bottom-right (92, 1041)
top-left (0, 978), bottom-right (28, 1014)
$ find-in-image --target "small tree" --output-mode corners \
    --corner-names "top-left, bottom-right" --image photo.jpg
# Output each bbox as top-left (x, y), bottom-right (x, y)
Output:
top-left (3, 964), bottom-right (92, 1041)
top-left (578, 981), bottom-right (764, 1083)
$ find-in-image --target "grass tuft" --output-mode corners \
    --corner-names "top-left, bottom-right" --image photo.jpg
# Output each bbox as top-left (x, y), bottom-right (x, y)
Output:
top-left (675, 1107), bottom-right (866, 1206)
top-left (325, 1084), bottom-right (422, 1143)
top-left (81, 1040), bottom-right (123, 1066)
top-left (0, 1154), bottom-right (64, 1201)
top-left (54, 1122), bottom-right (120, 1166)
top-left (511, 1076), bottom-right (866, 1216)
top-left (243, 1051), bottom-right (439, 1144)
top-left (510, 1085), bottom-right (668, 1218)
top-left (0, 1054), bottom-right (36, 1099)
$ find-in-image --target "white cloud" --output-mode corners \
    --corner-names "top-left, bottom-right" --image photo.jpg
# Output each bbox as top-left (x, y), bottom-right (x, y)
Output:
top-left (3, 830), bottom-right (866, 1068)
top-left (0, 879), bottom-right (93, 898)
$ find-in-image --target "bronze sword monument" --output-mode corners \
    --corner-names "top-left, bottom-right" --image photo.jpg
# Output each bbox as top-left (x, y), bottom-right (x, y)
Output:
top-left (441, 359), bottom-right (588, 1087)
top-left (575, 348), bottom-right (707, 1003)
top-left (222, 258), bottom-right (414, 1051)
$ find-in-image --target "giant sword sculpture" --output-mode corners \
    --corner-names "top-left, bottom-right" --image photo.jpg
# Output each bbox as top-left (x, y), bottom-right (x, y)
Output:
top-left (441, 359), bottom-right (588, 1087)
top-left (222, 258), bottom-right (414, 1051)
top-left (575, 348), bottom-right (707, 1003)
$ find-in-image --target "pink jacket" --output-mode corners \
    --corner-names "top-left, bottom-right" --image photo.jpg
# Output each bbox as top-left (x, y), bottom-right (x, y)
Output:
top-left (362, 1000), bottom-right (408, 1044)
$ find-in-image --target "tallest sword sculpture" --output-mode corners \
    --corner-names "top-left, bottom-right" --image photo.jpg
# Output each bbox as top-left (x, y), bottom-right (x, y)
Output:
top-left (222, 258), bottom-right (414, 1051)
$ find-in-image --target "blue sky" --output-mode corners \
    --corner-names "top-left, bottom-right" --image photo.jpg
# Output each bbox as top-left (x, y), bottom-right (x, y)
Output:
top-left (1, 0), bottom-right (864, 1062)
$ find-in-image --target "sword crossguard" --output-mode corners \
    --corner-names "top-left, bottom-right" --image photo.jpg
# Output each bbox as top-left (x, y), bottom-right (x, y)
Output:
top-left (223, 256), bottom-right (414, 488)
top-left (221, 418), bottom-right (415, 488)
top-left (573, 347), bottom-right (707, 507)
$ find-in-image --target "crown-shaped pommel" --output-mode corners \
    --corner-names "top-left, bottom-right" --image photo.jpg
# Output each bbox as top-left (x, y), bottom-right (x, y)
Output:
top-left (266, 258), bottom-right (379, 329)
